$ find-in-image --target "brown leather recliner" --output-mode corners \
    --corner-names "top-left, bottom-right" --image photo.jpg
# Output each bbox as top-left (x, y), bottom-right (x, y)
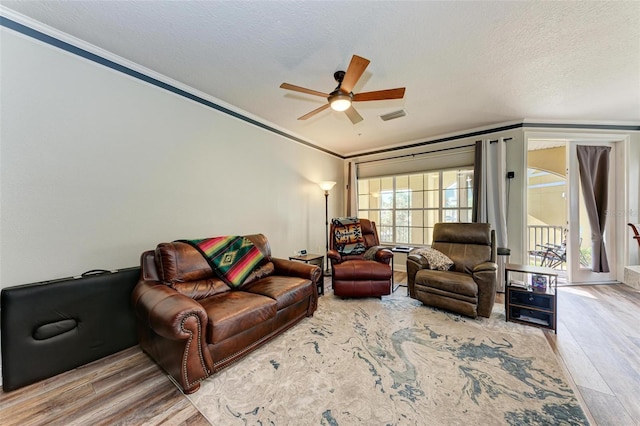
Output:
top-left (407, 223), bottom-right (497, 318)
top-left (327, 218), bottom-right (393, 298)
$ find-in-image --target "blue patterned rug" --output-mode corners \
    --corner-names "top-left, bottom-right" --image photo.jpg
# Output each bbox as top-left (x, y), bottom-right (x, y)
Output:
top-left (186, 290), bottom-right (589, 425)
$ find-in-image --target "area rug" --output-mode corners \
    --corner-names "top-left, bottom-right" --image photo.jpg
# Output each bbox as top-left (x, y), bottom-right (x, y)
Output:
top-left (185, 290), bottom-right (589, 425)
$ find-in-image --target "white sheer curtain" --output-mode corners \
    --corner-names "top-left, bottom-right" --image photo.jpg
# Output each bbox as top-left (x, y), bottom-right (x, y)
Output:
top-left (478, 138), bottom-right (508, 247)
top-left (476, 138), bottom-right (508, 288)
top-left (346, 160), bottom-right (358, 217)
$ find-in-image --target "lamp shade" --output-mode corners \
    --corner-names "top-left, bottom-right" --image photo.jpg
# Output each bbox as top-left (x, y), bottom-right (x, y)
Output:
top-left (319, 181), bottom-right (336, 192)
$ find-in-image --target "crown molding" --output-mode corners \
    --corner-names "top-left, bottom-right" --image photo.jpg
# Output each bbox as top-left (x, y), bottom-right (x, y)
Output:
top-left (2, 7), bottom-right (637, 163)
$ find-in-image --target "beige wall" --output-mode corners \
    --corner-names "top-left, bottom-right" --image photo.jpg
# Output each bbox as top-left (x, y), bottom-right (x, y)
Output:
top-left (2, 22), bottom-right (638, 289)
top-left (0, 27), bottom-right (344, 288)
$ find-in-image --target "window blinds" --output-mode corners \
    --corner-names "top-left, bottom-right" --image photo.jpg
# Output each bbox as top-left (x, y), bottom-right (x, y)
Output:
top-left (356, 145), bottom-right (475, 179)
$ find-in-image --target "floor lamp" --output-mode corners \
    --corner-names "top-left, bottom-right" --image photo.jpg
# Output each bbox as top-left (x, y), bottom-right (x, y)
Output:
top-left (319, 181), bottom-right (336, 275)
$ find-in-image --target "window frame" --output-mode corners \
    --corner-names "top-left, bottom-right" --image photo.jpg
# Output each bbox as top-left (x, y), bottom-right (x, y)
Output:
top-left (357, 167), bottom-right (474, 246)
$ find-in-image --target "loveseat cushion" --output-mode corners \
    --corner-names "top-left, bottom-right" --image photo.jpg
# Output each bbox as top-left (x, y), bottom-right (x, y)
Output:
top-left (155, 242), bottom-right (214, 284)
top-left (243, 276), bottom-right (313, 310)
top-left (200, 292), bottom-right (277, 344)
top-left (172, 279), bottom-right (231, 300)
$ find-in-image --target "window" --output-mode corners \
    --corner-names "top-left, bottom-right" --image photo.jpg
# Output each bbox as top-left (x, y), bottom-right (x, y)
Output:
top-left (357, 168), bottom-right (474, 245)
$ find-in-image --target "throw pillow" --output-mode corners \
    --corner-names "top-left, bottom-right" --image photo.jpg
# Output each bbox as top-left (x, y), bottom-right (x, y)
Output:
top-left (332, 217), bottom-right (366, 255)
top-left (410, 247), bottom-right (454, 271)
top-left (241, 261), bottom-right (275, 287)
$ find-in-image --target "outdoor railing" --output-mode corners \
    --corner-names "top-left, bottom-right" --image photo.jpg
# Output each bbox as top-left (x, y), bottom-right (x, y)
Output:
top-left (528, 225), bottom-right (566, 269)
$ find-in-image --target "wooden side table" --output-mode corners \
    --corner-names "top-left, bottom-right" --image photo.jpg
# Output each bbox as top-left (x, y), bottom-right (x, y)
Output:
top-left (289, 254), bottom-right (324, 296)
top-left (504, 263), bottom-right (558, 333)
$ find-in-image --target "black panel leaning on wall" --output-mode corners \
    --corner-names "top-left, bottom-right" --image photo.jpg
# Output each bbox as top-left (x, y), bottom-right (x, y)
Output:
top-left (0, 267), bottom-right (140, 391)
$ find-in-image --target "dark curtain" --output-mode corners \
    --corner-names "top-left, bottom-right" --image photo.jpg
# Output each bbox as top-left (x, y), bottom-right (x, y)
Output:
top-left (576, 145), bottom-right (611, 272)
top-left (472, 140), bottom-right (482, 222)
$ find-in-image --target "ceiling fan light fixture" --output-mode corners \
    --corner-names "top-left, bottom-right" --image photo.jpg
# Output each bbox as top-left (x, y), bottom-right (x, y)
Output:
top-left (280, 54), bottom-right (406, 124)
top-left (328, 91), bottom-right (352, 111)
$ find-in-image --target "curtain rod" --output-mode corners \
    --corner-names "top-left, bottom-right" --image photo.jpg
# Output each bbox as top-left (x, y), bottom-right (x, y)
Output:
top-left (489, 137), bottom-right (513, 144)
top-left (356, 143), bottom-right (476, 166)
top-left (357, 137), bottom-right (514, 165)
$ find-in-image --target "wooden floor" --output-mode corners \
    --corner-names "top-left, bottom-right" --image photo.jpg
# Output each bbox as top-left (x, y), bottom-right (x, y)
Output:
top-left (1, 273), bottom-right (639, 425)
top-left (0, 347), bottom-right (209, 426)
top-left (544, 284), bottom-right (640, 425)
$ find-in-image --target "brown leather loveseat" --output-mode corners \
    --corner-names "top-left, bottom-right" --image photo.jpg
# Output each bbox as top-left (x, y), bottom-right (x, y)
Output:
top-left (132, 234), bottom-right (320, 394)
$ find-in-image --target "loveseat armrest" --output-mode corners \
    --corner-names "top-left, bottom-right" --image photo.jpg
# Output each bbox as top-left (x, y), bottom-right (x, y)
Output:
top-left (472, 261), bottom-right (498, 318)
top-left (132, 279), bottom-right (207, 339)
top-left (272, 257), bottom-right (321, 283)
top-left (272, 258), bottom-right (321, 312)
top-left (406, 254), bottom-right (430, 297)
top-left (131, 279), bottom-right (212, 393)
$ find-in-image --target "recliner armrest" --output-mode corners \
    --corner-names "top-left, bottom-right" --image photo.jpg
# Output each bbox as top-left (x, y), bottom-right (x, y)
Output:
top-left (375, 248), bottom-right (393, 264)
top-left (406, 254), bottom-right (430, 297)
top-left (471, 261), bottom-right (498, 318)
top-left (407, 253), bottom-right (430, 269)
top-left (473, 261), bottom-right (497, 273)
top-left (327, 249), bottom-right (341, 263)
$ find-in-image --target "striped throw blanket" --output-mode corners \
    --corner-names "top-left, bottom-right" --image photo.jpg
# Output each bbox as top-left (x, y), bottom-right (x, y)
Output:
top-left (179, 236), bottom-right (265, 288)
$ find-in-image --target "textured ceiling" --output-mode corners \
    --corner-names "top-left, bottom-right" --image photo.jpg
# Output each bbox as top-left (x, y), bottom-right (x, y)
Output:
top-left (2, 1), bottom-right (639, 156)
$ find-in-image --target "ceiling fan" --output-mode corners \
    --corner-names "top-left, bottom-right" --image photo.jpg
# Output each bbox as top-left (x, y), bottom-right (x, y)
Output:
top-left (280, 55), bottom-right (406, 124)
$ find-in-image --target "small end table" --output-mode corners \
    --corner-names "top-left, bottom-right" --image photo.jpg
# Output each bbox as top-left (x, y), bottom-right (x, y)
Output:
top-left (289, 254), bottom-right (324, 296)
top-left (504, 263), bottom-right (558, 333)
top-left (391, 246), bottom-right (412, 295)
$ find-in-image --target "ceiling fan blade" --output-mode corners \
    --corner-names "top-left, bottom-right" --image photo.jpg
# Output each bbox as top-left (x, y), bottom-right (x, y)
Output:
top-left (353, 88), bottom-right (406, 102)
top-left (298, 103), bottom-right (330, 120)
top-left (280, 83), bottom-right (329, 98)
top-left (344, 106), bottom-right (363, 124)
top-left (340, 55), bottom-right (370, 94)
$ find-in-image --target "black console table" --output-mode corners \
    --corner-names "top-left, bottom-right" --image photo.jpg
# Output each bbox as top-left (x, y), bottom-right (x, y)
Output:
top-left (505, 263), bottom-right (558, 333)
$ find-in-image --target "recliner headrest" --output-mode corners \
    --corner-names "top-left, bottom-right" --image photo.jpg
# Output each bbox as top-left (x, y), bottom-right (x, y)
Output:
top-left (433, 223), bottom-right (492, 246)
